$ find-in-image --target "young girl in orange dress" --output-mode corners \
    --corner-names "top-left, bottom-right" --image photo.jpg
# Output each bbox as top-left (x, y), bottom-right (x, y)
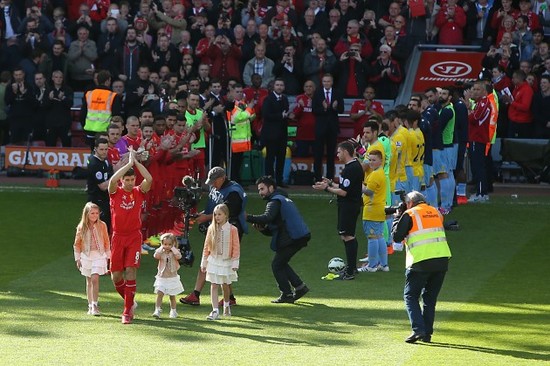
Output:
top-left (152, 233), bottom-right (184, 319)
top-left (73, 202), bottom-right (111, 316)
top-left (201, 204), bottom-right (240, 320)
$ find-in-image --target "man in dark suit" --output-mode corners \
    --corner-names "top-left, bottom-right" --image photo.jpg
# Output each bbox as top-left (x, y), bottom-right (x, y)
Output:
top-left (261, 78), bottom-right (289, 187)
top-left (312, 73), bottom-right (344, 181)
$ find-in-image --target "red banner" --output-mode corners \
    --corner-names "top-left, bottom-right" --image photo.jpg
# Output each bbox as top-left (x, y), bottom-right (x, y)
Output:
top-left (412, 51), bottom-right (486, 93)
top-left (5, 146), bottom-right (91, 172)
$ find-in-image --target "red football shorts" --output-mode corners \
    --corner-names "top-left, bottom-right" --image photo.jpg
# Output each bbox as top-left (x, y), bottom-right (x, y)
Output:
top-left (110, 231), bottom-right (143, 272)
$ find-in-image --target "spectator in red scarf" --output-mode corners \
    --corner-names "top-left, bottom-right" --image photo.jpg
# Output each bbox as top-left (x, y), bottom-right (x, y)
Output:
top-left (489, 0), bottom-right (519, 39)
top-left (334, 19), bottom-right (373, 60)
top-left (335, 42), bottom-right (367, 98)
top-left (379, 2), bottom-right (402, 28)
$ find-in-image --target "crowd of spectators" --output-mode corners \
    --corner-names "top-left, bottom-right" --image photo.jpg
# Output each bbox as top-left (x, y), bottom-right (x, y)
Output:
top-left (1, 0), bottom-right (550, 149)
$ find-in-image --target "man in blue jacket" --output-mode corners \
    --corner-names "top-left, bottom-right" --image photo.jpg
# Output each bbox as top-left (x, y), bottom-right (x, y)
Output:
top-left (247, 176), bottom-right (311, 304)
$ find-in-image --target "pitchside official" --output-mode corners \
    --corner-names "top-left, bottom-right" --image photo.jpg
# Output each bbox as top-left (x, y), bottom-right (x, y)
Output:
top-left (391, 191), bottom-right (452, 343)
top-left (313, 141), bottom-right (363, 280)
top-left (87, 137), bottom-right (113, 231)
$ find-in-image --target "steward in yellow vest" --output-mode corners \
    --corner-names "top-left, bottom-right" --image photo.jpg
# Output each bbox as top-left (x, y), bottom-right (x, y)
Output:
top-left (391, 191), bottom-right (451, 344)
top-left (81, 71), bottom-right (122, 140)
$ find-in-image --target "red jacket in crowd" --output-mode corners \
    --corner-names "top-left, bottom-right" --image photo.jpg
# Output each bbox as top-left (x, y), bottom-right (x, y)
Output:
top-left (206, 44), bottom-right (242, 87)
top-left (508, 81), bottom-right (534, 123)
top-left (435, 4), bottom-right (467, 45)
top-left (468, 95), bottom-right (491, 143)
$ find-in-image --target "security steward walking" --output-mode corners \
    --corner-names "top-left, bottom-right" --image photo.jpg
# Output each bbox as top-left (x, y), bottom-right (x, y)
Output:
top-left (247, 176), bottom-right (311, 304)
top-left (81, 70), bottom-right (122, 149)
top-left (391, 191), bottom-right (452, 343)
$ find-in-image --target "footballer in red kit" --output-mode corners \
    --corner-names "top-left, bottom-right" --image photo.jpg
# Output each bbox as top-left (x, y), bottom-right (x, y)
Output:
top-left (108, 148), bottom-right (153, 324)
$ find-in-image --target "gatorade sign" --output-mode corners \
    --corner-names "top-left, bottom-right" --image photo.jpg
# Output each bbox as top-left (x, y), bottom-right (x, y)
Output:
top-left (5, 146), bottom-right (90, 172)
top-left (412, 51), bottom-right (485, 92)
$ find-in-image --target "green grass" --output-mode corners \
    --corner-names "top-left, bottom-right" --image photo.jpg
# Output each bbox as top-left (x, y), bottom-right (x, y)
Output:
top-left (0, 188), bottom-right (549, 365)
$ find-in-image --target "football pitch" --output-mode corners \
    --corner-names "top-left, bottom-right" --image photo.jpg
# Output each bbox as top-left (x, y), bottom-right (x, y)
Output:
top-left (0, 186), bottom-right (549, 365)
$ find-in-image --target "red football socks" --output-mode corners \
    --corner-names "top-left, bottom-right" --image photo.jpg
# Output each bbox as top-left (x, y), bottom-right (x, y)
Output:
top-left (124, 280), bottom-right (136, 316)
top-left (114, 279), bottom-right (126, 299)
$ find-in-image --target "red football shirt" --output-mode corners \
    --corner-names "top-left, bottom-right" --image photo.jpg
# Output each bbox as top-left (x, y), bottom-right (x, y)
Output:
top-left (110, 186), bottom-right (146, 234)
top-left (293, 94), bottom-right (315, 141)
top-left (107, 146), bottom-right (121, 166)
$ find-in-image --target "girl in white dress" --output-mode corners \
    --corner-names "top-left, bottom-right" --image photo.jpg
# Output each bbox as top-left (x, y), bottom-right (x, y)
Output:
top-left (201, 204), bottom-right (240, 320)
top-left (152, 233), bottom-right (184, 318)
top-left (73, 202), bottom-right (111, 316)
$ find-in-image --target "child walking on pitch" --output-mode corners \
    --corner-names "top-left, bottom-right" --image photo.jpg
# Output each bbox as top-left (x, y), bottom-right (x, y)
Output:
top-left (201, 204), bottom-right (240, 320)
top-left (73, 202), bottom-right (111, 316)
top-left (152, 233), bottom-right (184, 318)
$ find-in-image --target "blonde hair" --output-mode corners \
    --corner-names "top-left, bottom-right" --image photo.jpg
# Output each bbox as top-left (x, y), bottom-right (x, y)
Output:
top-left (76, 202), bottom-right (102, 236)
top-left (207, 204), bottom-right (229, 252)
top-left (160, 232), bottom-right (177, 247)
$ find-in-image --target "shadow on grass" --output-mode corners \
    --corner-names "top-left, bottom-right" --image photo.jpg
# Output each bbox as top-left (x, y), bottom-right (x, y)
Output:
top-left (422, 341), bottom-right (550, 362)
top-left (3, 328), bottom-right (51, 338)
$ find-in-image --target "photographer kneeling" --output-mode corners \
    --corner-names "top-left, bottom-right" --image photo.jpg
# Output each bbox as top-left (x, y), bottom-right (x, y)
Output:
top-left (391, 191), bottom-right (452, 344)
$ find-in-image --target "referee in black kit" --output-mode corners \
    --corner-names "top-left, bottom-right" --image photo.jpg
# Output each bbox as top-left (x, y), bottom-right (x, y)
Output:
top-left (86, 137), bottom-right (114, 231)
top-left (313, 141), bottom-right (363, 280)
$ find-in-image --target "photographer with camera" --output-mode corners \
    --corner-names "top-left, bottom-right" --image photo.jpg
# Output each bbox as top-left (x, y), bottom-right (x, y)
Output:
top-left (180, 167), bottom-right (247, 307)
top-left (247, 176), bottom-right (310, 303)
top-left (335, 43), bottom-right (368, 98)
top-left (391, 191), bottom-right (452, 344)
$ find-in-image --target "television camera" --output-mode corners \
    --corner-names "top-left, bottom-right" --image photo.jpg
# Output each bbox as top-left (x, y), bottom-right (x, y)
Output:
top-left (171, 175), bottom-right (204, 267)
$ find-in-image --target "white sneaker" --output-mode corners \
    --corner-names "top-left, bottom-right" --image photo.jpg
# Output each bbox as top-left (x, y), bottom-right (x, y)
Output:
top-left (357, 265), bottom-right (378, 273)
top-left (223, 306), bottom-right (231, 317)
top-left (131, 301), bottom-right (138, 317)
top-left (206, 310), bottom-right (219, 320)
top-left (468, 194), bottom-right (488, 203)
top-left (377, 265), bottom-right (390, 272)
top-left (91, 304), bottom-right (101, 316)
top-left (87, 306), bottom-right (92, 315)
top-left (152, 308), bottom-right (162, 318)
top-left (169, 309), bottom-right (178, 318)
top-left (358, 256), bottom-right (369, 263)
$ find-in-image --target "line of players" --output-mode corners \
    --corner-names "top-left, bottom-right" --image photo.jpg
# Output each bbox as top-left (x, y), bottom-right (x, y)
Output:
top-left (93, 93), bottom-right (208, 238)
top-left (356, 84), bottom-right (493, 224)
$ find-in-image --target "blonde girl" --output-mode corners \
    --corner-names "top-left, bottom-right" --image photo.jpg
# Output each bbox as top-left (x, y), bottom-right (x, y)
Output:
top-left (73, 202), bottom-right (111, 316)
top-left (201, 204), bottom-right (240, 320)
top-left (152, 233), bottom-right (184, 318)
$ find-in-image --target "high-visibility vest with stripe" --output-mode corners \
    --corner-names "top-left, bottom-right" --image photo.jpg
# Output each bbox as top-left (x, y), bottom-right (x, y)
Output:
top-left (84, 89), bottom-right (116, 133)
top-left (439, 103), bottom-right (455, 145)
top-left (404, 204), bottom-right (452, 268)
top-left (185, 109), bottom-right (206, 149)
top-left (226, 102), bottom-right (255, 153)
top-left (485, 90), bottom-right (500, 156)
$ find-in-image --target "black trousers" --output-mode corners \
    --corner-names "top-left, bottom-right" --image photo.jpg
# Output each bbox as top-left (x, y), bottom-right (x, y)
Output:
top-left (46, 126), bottom-right (72, 147)
top-left (230, 152), bottom-right (243, 184)
top-left (468, 142), bottom-right (488, 196)
top-left (272, 239), bottom-right (307, 295)
top-left (314, 126), bottom-right (337, 181)
top-left (263, 138), bottom-right (286, 185)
